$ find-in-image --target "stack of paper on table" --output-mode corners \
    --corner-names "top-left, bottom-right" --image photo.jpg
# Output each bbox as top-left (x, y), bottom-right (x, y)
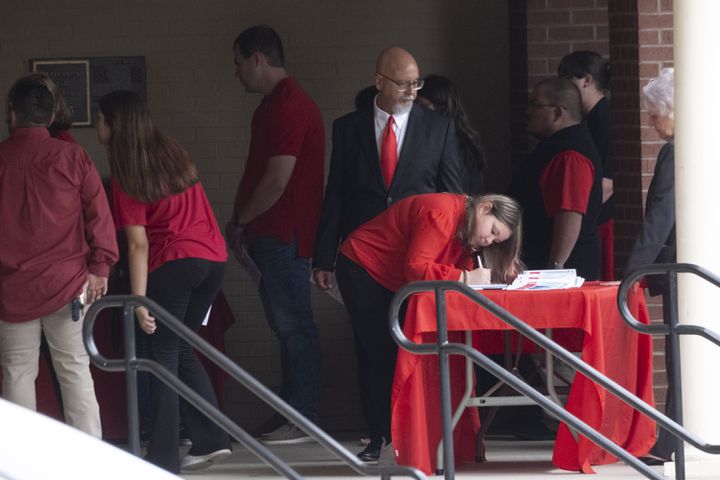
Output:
top-left (507, 269), bottom-right (584, 290)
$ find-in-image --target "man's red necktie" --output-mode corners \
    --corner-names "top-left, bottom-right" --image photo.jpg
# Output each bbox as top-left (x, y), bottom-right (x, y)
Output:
top-left (380, 116), bottom-right (397, 188)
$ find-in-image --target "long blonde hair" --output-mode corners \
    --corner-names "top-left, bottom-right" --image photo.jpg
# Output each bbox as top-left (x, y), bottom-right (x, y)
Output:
top-left (457, 194), bottom-right (524, 283)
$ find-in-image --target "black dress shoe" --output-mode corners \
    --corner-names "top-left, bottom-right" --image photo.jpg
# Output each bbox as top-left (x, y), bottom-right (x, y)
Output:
top-left (357, 437), bottom-right (384, 464)
top-left (639, 455), bottom-right (668, 466)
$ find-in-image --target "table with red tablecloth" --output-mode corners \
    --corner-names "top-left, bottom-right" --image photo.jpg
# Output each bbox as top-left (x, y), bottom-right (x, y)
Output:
top-left (391, 283), bottom-right (656, 474)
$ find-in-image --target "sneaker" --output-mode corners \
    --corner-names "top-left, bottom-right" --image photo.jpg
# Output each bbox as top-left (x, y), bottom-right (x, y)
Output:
top-left (252, 414), bottom-right (287, 438)
top-left (180, 448), bottom-right (232, 471)
top-left (179, 426), bottom-right (192, 446)
top-left (260, 423), bottom-right (313, 445)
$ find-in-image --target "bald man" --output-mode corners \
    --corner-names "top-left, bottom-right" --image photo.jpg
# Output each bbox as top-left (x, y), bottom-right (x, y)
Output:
top-left (511, 78), bottom-right (602, 279)
top-left (312, 47), bottom-right (463, 463)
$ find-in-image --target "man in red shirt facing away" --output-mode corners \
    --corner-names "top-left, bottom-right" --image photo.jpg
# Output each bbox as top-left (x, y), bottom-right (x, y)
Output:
top-left (226, 25), bottom-right (324, 445)
top-left (511, 78), bottom-right (602, 280)
top-left (0, 78), bottom-right (118, 437)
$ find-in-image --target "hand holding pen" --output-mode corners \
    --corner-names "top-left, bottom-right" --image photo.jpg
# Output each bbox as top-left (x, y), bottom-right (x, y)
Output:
top-left (465, 254), bottom-right (492, 285)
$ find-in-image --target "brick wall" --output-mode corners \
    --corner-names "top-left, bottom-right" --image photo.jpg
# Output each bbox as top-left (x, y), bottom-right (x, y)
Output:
top-left (0, 0), bottom-right (510, 432)
top-left (608, 0), bottom-right (674, 410)
top-left (508, 0), bottom-right (610, 170)
top-left (618, 0), bottom-right (675, 408)
top-left (526, 0), bottom-right (610, 87)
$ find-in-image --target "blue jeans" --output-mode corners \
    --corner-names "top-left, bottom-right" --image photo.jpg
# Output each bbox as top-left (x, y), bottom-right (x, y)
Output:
top-left (249, 237), bottom-right (321, 422)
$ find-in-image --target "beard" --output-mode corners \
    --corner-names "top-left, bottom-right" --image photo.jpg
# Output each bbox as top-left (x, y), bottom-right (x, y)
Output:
top-left (392, 95), bottom-right (415, 115)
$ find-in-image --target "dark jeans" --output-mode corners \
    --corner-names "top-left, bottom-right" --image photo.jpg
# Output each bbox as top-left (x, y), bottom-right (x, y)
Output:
top-left (335, 253), bottom-right (398, 442)
top-left (135, 327), bottom-right (152, 435)
top-left (248, 237), bottom-right (321, 422)
top-left (145, 258), bottom-right (231, 473)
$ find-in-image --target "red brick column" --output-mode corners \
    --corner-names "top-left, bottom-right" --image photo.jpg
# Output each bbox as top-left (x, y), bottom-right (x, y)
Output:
top-left (508, 1), bottom-right (529, 170)
top-left (510, 0), bottom-right (675, 409)
top-left (508, 0), bottom-right (610, 168)
top-left (525, 0), bottom-right (609, 86)
top-left (608, 0), bottom-right (674, 408)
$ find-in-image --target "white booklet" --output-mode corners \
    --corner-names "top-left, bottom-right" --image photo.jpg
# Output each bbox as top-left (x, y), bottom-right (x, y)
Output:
top-left (469, 283), bottom-right (508, 290)
top-left (309, 271), bottom-right (344, 305)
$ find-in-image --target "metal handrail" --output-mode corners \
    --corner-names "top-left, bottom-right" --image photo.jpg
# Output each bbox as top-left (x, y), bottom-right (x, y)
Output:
top-left (388, 281), bottom-right (720, 480)
top-left (619, 263), bottom-right (720, 346)
top-left (618, 262), bottom-right (720, 480)
top-left (83, 295), bottom-right (427, 480)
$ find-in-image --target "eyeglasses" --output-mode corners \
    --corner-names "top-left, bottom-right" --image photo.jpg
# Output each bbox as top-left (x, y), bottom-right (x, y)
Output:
top-left (376, 72), bottom-right (424, 92)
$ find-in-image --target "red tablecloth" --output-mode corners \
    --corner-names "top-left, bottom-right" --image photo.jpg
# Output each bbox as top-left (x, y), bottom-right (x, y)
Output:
top-left (391, 283), bottom-right (655, 474)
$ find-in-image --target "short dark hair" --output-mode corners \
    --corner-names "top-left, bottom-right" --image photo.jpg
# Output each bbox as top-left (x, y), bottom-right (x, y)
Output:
top-left (536, 78), bottom-right (584, 122)
top-left (354, 85), bottom-right (377, 110)
top-left (558, 51), bottom-right (610, 92)
top-left (233, 25), bottom-right (285, 67)
top-left (7, 79), bottom-right (54, 127)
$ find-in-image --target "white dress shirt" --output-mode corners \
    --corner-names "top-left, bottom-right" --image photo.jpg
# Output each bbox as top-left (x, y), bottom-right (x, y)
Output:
top-left (373, 97), bottom-right (410, 157)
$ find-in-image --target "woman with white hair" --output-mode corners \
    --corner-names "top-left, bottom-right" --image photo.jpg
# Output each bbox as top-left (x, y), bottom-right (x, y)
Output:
top-left (624, 67), bottom-right (675, 465)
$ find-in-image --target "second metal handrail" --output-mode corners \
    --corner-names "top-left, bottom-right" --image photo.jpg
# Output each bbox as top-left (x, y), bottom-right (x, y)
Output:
top-left (83, 295), bottom-right (427, 480)
top-left (389, 281), bottom-right (720, 480)
top-left (618, 262), bottom-right (720, 480)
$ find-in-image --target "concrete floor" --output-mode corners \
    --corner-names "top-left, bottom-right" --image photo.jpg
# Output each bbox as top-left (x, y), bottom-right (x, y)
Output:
top-left (174, 438), bottom-right (663, 480)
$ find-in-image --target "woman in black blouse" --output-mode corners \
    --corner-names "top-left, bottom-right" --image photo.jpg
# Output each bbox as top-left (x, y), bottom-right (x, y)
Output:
top-left (416, 74), bottom-right (486, 195)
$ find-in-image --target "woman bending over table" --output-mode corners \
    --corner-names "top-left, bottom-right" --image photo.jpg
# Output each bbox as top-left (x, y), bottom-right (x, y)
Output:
top-left (335, 192), bottom-right (522, 463)
top-left (97, 90), bottom-right (231, 474)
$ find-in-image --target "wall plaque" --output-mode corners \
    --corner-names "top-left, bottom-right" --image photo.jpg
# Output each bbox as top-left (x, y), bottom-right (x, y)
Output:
top-left (30, 56), bottom-right (146, 127)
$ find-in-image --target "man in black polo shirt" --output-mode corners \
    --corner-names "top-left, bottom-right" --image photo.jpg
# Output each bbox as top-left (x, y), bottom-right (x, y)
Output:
top-left (512, 77), bottom-right (602, 280)
top-left (499, 78), bottom-right (602, 440)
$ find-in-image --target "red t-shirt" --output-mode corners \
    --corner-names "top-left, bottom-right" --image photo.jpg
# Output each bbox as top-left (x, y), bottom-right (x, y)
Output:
top-left (0, 128), bottom-right (118, 322)
top-left (112, 180), bottom-right (227, 272)
top-left (340, 193), bottom-right (473, 292)
top-left (539, 150), bottom-right (595, 217)
top-left (235, 76), bottom-right (324, 257)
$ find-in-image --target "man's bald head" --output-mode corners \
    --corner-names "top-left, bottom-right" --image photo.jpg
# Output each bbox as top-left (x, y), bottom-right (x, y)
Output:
top-left (374, 47), bottom-right (421, 114)
top-left (376, 47), bottom-right (418, 74)
top-left (534, 78), bottom-right (583, 122)
top-left (526, 78), bottom-right (584, 139)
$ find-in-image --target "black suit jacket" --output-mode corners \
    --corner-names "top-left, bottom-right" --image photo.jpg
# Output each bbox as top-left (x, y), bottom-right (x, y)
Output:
top-left (313, 104), bottom-right (464, 270)
top-left (624, 141), bottom-right (676, 295)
